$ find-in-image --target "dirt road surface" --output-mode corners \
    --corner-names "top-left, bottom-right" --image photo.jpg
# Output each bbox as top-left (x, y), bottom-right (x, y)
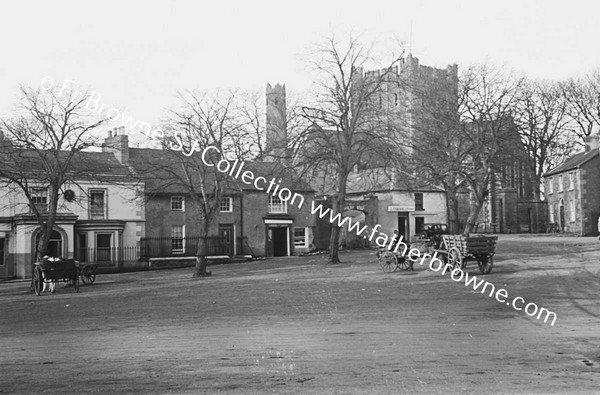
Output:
top-left (1, 234), bottom-right (599, 394)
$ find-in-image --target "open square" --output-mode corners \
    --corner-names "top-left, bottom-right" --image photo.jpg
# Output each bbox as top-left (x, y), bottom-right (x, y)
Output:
top-left (1, 235), bottom-right (599, 393)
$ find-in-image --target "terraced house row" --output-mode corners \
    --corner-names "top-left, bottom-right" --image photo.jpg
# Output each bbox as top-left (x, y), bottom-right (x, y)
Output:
top-left (0, 129), bottom-right (315, 280)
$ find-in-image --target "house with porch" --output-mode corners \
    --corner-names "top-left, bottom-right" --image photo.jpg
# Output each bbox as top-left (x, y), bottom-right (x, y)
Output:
top-left (0, 143), bottom-right (144, 279)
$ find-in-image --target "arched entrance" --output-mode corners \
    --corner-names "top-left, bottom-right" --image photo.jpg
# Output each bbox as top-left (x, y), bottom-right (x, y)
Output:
top-left (35, 230), bottom-right (64, 259)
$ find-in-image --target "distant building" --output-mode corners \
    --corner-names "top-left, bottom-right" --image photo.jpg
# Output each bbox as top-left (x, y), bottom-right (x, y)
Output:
top-left (458, 118), bottom-right (547, 233)
top-left (543, 135), bottom-right (600, 235)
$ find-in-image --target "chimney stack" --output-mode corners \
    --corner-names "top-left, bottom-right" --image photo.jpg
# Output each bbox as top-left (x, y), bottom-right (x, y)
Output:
top-left (584, 135), bottom-right (599, 152)
top-left (102, 128), bottom-right (129, 163)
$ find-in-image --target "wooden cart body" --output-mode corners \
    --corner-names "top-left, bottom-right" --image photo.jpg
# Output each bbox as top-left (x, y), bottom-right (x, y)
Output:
top-left (438, 234), bottom-right (498, 274)
top-left (32, 259), bottom-right (80, 295)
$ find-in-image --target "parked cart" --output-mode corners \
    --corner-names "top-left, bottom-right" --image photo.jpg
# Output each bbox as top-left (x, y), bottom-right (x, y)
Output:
top-left (79, 262), bottom-right (98, 285)
top-left (32, 258), bottom-right (79, 295)
top-left (437, 234), bottom-right (498, 274)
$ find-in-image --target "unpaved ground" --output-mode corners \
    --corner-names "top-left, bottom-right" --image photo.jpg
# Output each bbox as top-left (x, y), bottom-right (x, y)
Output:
top-left (1, 234), bottom-right (599, 394)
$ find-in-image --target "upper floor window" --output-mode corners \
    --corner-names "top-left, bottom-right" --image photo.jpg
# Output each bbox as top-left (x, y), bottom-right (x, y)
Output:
top-left (558, 175), bottom-right (563, 192)
top-left (30, 187), bottom-right (48, 213)
top-left (569, 172), bottom-right (575, 190)
top-left (220, 197), bottom-right (233, 212)
top-left (548, 177), bottom-right (553, 194)
top-left (268, 195), bottom-right (287, 213)
top-left (89, 189), bottom-right (106, 220)
top-left (171, 196), bottom-right (184, 212)
top-left (414, 193), bottom-right (424, 211)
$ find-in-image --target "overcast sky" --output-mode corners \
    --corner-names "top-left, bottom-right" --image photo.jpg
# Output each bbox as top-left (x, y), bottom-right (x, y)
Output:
top-left (1, 0), bottom-right (599, 136)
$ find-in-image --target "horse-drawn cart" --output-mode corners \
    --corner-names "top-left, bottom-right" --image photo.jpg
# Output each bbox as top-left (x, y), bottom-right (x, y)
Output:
top-left (32, 259), bottom-right (79, 295)
top-left (437, 234), bottom-right (497, 274)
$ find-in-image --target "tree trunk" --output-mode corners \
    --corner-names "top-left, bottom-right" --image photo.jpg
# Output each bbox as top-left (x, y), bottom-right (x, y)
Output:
top-left (464, 191), bottom-right (485, 235)
top-left (194, 223), bottom-right (212, 277)
top-left (328, 171), bottom-right (349, 264)
top-left (445, 185), bottom-right (460, 234)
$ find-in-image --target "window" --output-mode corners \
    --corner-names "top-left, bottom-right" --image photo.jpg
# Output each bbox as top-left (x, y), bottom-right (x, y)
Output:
top-left (569, 172), bottom-right (575, 190)
top-left (30, 187), bottom-right (48, 212)
top-left (171, 225), bottom-right (184, 253)
top-left (414, 193), bottom-right (424, 211)
top-left (415, 217), bottom-right (425, 235)
top-left (171, 196), bottom-right (184, 211)
top-left (558, 175), bottom-right (563, 192)
top-left (294, 227), bottom-right (307, 247)
top-left (89, 190), bottom-right (106, 220)
top-left (549, 204), bottom-right (555, 223)
top-left (268, 195), bottom-right (287, 213)
top-left (220, 197), bottom-right (232, 212)
top-left (548, 178), bottom-right (553, 194)
top-left (570, 200), bottom-right (576, 222)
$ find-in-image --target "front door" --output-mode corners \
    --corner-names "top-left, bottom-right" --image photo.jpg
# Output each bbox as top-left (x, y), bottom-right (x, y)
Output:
top-left (559, 203), bottom-right (565, 231)
top-left (397, 213), bottom-right (409, 242)
top-left (266, 226), bottom-right (288, 257)
top-left (219, 225), bottom-right (234, 256)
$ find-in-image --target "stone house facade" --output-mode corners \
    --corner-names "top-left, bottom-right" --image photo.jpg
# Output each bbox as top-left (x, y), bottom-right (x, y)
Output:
top-left (543, 136), bottom-right (600, 235)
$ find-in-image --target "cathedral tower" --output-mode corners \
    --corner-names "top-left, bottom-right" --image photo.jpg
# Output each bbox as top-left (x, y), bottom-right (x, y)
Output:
top-left (265, 83), bottom-right (288, 161)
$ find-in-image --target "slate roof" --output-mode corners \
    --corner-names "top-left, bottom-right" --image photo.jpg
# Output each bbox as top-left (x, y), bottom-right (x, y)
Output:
top-left (128, 148), bottom-right (313, 195)
top-left (346, 167), bottom-right (445, 195)
top-left (0, 148), bottom-right (134, 180)
top-left (543, 149), bottom-right (599, 177)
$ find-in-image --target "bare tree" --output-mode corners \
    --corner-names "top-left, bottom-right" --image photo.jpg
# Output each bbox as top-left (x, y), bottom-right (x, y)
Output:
top-left (294, 35), bottom-right (404, 263)
top-left (515, 79), bottom-right (576, 199)
top-left (154, 89), bottom-right (259, 277)
top-left (562, 70), bottom-right (600, 141)
top-left (458, 65), bottom-right (524, 234)
top-left (0, 86), bottom-right (107, 264)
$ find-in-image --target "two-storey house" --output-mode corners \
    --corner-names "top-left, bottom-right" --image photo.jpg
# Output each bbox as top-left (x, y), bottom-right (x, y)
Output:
top-left (0, 142), bottom-right (144, 279)
top-left (543, 135), bottom-right (600, 235)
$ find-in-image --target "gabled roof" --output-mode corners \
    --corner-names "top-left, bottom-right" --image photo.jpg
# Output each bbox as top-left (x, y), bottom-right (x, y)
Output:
top-left (543, 149), bottom-right (598, 177)
top-left (128, 148), bottom-right (313, 195)
top-left (347, 167), bottom-right (445, 194)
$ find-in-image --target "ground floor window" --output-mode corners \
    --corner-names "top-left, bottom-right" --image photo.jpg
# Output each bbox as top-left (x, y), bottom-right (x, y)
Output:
top-left (415, 217), bottom-right (425, 235)
top-left (0, 238), bottom-right (4, 265)
top-left (294, 227), bottom-right (307, 248)
top-left (96, 233), bottom-right (112, 262)
top-left (171, 225), bottom-right (184, 253)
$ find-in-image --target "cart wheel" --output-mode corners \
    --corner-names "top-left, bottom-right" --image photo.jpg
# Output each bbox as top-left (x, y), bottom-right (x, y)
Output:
top-left (448, 247), bottom-right (463, 271)
top-left (397, 255), bottom-right (413, 270)
top-left (33, 268), bottom-right (43, 296)
top-left (477, 255), bottom-right (493, 274)
top-left (73, 276), bottom-right (79, 293)
top-left (81, 269), bottom-right (96, 285)
top-left (379, 251), bottom-right (398, 273)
